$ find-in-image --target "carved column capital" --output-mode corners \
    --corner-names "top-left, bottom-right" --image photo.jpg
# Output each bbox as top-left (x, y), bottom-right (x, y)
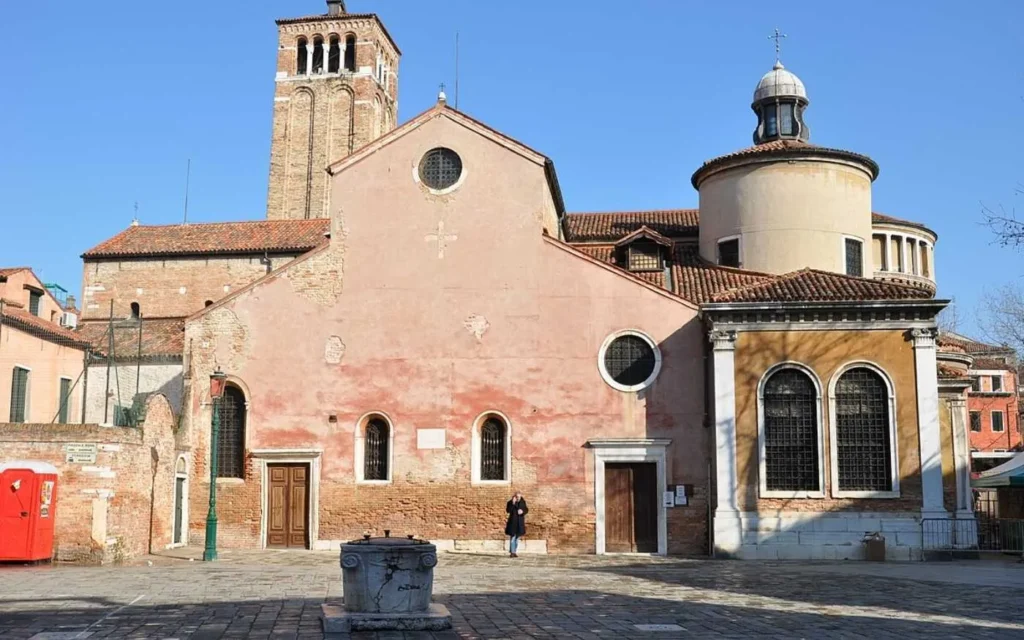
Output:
top-left (910, 328), bottom-right (937, 349)
top-left (709, 329), bottom-right (737, 351)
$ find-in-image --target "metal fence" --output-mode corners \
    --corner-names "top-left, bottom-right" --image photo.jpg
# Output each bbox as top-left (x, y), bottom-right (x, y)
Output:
top-left (922, 516), bottom-right (1024, 560)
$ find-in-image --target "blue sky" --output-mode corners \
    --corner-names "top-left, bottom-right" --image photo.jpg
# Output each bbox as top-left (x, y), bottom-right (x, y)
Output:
top-left (3, 1), bottom-right (1022, 335)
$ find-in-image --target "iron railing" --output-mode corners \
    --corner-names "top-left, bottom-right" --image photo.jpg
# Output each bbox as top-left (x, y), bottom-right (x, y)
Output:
top-left (922, 517), bottom-right (1024, 560)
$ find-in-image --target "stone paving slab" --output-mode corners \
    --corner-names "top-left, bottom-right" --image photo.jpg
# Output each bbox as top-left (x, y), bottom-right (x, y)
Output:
top-left (2, 550), bottom-right (1023, 639)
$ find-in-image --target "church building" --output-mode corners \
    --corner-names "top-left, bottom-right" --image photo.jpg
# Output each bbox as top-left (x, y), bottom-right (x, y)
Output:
top-left (76, 2), bottom-right (974, 559)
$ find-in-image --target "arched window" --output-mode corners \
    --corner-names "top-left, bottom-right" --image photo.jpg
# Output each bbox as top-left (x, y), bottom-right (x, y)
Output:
top-left (216, 385), bottom-right (246, 479)
top-left (364, 417), bottom-right (389, 481)
top-left (344, 34), bottom-right (356, 71)
top-left (297, 37), bottom-right (308, 75)
top-left (833, 367), bottom-right (894, 494)
top-left (760, 367), bottom-right (821, 494)
top-left (312, 36), bottom-right (324, 73)
top-left (130, 301), bottom-right (140, 319)
top-left (328, 35), bottom-right (341, 73)
top-left (481, 416), bottom-right (507, 481)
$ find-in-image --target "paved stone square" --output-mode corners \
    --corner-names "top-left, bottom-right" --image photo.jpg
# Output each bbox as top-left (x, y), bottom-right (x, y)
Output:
top-left (1, 549), bottom-right (1023, 639)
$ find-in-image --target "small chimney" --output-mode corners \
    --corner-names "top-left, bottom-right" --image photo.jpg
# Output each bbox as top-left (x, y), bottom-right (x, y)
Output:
top-left (327, 0), bottom-right (346, 16)
top-left (65, 295), bottom-right (76, 310)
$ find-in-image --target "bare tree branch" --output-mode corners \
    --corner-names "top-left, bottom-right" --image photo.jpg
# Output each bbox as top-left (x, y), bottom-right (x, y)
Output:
top-left (981, 183), bottom-right (1024, 247)
top-left (977, 284), bottom-right (1024, 355)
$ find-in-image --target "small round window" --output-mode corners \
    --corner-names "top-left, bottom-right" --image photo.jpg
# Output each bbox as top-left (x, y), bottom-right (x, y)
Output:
top-left (419, 147), bottom-right (463, 191)
top-left (600, 332), bottom-right (661, 391)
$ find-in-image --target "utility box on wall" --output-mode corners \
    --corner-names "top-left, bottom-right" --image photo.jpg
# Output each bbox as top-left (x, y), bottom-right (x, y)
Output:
top-left (0, 461), bottom-right (59, 562)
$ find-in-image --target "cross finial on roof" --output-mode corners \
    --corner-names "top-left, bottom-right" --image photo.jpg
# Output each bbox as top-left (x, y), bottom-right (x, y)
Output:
top-left (768, 27), bottom-right (787, 66)
top-left (438, 82), bottom-right (447, 104)
top-left (131, 201), bottom-right (139, 227)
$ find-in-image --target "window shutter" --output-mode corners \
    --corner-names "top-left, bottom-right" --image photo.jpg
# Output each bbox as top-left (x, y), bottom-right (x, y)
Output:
top-left (9, 367), bottom-right (28, 423)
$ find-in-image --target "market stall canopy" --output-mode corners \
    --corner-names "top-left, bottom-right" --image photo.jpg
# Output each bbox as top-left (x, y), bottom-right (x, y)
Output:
top-left (973, 452), bottom-right (1024, 488)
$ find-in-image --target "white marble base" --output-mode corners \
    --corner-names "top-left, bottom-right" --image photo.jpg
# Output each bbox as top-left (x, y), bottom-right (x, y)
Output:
top-left (321, 603), bottom-right (452, 633)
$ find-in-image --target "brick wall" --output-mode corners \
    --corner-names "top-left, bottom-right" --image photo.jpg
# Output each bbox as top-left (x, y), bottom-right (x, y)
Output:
top-left (0, 393), bottom-right (180, 563)
top-left (81, 254), bottom-right (301, 321)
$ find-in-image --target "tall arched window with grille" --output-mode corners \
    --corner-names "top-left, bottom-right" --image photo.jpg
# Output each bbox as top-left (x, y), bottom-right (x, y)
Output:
top-left (296, 37), bottom-right (308, 75)
top-left (364, 417), bottom-right (389, 481)
top-left (481, 416), bottom-right (507, 481)
top-left (312, 36), bottom-right (325, 73)
top-left (344, 34), bottom-right (356, 71)
top-left (760, 367), bottom-right (821, 495)
top-left (216, 385), bottom-right (246, 479)
top-left (328, 35), bottom-right (341, 73)
top-left (833, 367), bottom-right (894, 494)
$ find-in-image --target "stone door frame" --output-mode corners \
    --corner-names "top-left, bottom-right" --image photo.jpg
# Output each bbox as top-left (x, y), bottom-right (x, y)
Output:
top-left (588, 438), bottom-right (671, 555)
top-left (251, 449), bottom-right (322, 550)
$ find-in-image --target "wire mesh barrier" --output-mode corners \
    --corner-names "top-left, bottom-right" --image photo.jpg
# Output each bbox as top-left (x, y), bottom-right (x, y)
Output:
top-left (921, 517), bottom-right (1024, 560)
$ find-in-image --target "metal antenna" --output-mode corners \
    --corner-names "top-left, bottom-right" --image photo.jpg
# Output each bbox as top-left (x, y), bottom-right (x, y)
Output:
top-left (769, 27), bottom-right (787, 65)
top-left (454, 31), bottom-right (460, 110)
top-left (183, 158), bottom-right (192, 224)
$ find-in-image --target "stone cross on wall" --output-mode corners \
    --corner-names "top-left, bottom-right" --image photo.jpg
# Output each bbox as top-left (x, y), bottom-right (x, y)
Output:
top-left (425, 221), bottom-right (458, 259)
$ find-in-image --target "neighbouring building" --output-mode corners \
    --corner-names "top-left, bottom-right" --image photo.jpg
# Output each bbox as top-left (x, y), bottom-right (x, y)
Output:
top-left (59, 2), bottom-right (977, 561)
top-left (0, 267), bottom-right (87, 424)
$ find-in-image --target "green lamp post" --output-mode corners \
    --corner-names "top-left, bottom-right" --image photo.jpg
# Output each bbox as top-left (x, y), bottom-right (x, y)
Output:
top-left (203, 368), bottom-right (228, 562)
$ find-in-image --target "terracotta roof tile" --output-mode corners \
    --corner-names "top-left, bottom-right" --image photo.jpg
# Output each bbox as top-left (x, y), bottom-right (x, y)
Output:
top-left (0, 267), bottom-right (29, 278)
top-left (710, 268), bottom-right (933, 303)
top-left (872, 212), bottom-right (937, 237)
top-left (564, 210), bottom-right (699, 242)
top-left (972, 356), bottom-right (1017, 371)
top-left (82, 219), bottom-right (330, 259)
top-left (938, 332), bottom-right (1014, 356)
top-left (0, 306), bottom-right (90, 348)
top-left (77, 318), bottom-right (184, 359)
top-left (692, 139), bottom-right (880, 187)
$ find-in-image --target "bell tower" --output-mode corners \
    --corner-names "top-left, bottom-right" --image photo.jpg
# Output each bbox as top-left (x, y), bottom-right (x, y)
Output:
top-left (266, 1), bottom-right (400, 220)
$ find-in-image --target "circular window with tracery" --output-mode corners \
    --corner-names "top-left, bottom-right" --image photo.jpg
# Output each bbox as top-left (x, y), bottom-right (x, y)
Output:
top-left (599, 332), bottom-right (661, 392)
top-left (419, 147), bottom-right (463, 191)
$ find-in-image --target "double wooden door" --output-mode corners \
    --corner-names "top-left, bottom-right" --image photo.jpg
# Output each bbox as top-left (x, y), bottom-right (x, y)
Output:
top-left (604, 462), bottom-right (657, 553)
top-left (267, 464), bottom-right (309, 548)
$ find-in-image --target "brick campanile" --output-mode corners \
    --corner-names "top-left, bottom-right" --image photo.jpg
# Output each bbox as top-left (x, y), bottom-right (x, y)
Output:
top-left (267, 1), bottom-right (400, 220)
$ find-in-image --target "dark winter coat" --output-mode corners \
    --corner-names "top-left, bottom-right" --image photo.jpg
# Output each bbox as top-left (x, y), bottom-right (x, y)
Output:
top-left (504, 498), bottom-right (528, 537)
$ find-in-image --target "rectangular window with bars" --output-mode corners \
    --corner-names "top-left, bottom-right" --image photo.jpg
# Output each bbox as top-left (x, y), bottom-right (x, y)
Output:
top-left (970, 411), bottom-right (982, 432)
top-left (9, 367), bottom-right (29, 423)
top-left (627, 243), bottom-right (663, 272)
top-left (992, 411), bottom-right (1005, 432)
top-left (717, 238), bottom-right (740, 268)
top-left (845, 238), bottom-right (864, 277)
top-left (58, 378), bottom-right (71, 424)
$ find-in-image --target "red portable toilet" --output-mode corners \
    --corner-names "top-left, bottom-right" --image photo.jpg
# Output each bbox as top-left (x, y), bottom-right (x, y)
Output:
top-left (0, 461), bottom-right (59, 562)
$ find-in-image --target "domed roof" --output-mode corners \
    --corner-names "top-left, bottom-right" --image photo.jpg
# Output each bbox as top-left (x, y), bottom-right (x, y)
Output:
top-left (753, 61), bottom-right (807, 102)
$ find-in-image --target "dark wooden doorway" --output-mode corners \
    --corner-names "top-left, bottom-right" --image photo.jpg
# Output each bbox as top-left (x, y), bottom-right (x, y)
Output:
top-left (173, 476), bottom-right (185, 545)
top-left (267, 464), bottom-right (309, 548)
top-left (604, 462), bottom-right (658, 553)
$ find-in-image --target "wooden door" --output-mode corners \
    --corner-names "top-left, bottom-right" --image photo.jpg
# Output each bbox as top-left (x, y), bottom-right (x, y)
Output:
top-left (267, 464), bottom-right (309, 548)
top-left (173, 477), bottom-right (184, 544)
top-left (604, 462), bottom-right (658, 553)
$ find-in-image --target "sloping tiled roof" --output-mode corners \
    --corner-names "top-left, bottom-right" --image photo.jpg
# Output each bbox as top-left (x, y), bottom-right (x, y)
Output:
top-left (82, 219), bottom-right (330, 259)
top-left (0, 267), bottom-right (29, 279)
top-left (564, 210), bottom-right (699, 242)
top-left (710, 268), bottom-right (933, 303)
top-left (872, 212), bottom-right (937, 237)
top-left (77, 318), bottom-right (185, 359)
top-left (938, 332), bottom-right (1014, 356)
top-left (972, 357), bottom-right (1017, 371)
top-left (691, 139), bottom-right (880, 187)
top-left (0, 306), bottom-right (90, 348)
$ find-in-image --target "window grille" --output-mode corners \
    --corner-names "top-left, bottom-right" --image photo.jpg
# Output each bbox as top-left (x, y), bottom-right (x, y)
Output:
top-left (328, 36), bottom-right (341, 73)
top-left (627, 242), bottom-right (662, 271)
top-left (217, 386), bottom-right (246, 479)
top-left (481, 417), bottom-right (506, 481)
top-left (970, 411), bottom-right (982, 432)
top-left (717, 239), bottom-right (740, 268)
top-left (344, 35), bottom-right (356, 71)
top-left (297, 38), bottom-right (308, 75)
top-left (992, 376), bottom-right (1003, 392)
top-left (762, 368), bottom-right (819, 492)
top-left (58, 378), bottom-right (71, 424)
top-left (364, 418), bottom-right (389, 480)
top-left (604, 335), bottom-right (657, 387)
top-left (419, 148), bottom-right (462, 190)
top-left (992, 411), bottom-right (1005, 432)
top-left (29, 291), bottom-right (41, 316)
top-left (845, 238), bottom-right (863, 277)
top-left (9, 367), bottom-right (28, 423)
top-left (834, 368), bottom-right (892, 492)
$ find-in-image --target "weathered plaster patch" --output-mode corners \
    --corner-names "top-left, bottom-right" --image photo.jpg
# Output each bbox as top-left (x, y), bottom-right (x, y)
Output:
top-left (324, 335), bottom-right (346, 364)
top-left (463, 314), bottom-right (489, 341)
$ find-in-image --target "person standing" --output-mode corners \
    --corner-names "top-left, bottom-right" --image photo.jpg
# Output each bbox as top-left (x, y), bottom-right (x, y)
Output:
top-left (505, 492), bottom-right (528, 558)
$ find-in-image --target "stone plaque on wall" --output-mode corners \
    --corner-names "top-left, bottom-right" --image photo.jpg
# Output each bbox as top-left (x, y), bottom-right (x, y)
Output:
top-left (416, 429), bottom-right (446, 450)
top-left (65, 443), bottom-right (98, 464)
